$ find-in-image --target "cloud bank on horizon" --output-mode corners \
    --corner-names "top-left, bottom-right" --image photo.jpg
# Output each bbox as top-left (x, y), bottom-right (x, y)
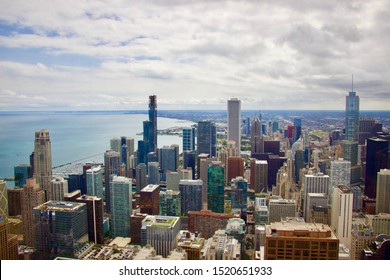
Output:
top-left (0, 0), bottom-right (389, 111)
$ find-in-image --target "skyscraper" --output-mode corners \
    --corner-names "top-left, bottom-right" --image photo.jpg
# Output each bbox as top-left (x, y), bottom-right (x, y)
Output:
top-left (179, 179), bottom-right (203, 215)
top-left (159, 190), bottom-right (181, 216)
top-left (207, 162), bottom-right (225, 213)
top-left (227, 98), bottom-right (241, 152)
top-left (251, 160), bottom-right (268, 193)
top-left (329, 159), bottom-right (351, 203)
top-left (345, 91), bottom-right (360, 142)
top-left (331, 185), bottom-right (353, 248)
top-left (110, 176), bottom-right (132, 238)
top-left (104, 150), bottom-right (121, 212)
top-left (49, 176), bottom-right (68, 201)
top-left (158, 145), bottom-right (179, 181)
top-left (197, 121), bottom-right (217, 157)
top-left (140, 184), bottom-right (160, 215)
top-left (76, 195), bottom-right (104, 244)
top-left (365, 138), bottom-right (389, 199)
top-left (0, 215), bottom-right (18, 260)
top-left (86, 166), bottom-right (103, 199)
top-left (303, 173), bottom-right (330, 220)
top-left (183, 127), bottom-right (196, 152)
top-left (0, 180), bottom-right (8, 218)
top-left (376, 169), bottom-right (390, 214)
top-left (293, 117), bottom-right (302, 143)
top-left (33, 129), bottom-right (52, 200)
top-left (251, 115), bottom-right (262, 154)
top-left (148, 95), bottom-right (157, 153)
top-left (21, 178), bottom-right (45, 247)
top-left (33, 201), bottom-right (88, 259)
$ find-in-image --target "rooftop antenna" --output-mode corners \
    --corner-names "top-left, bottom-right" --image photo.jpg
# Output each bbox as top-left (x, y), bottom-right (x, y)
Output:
top-left (352, 74), bottom-right (354, 92)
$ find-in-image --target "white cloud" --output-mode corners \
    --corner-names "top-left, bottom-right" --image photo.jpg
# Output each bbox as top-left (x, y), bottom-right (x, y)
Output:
top-left (0, 0), bottom-right (389, 110)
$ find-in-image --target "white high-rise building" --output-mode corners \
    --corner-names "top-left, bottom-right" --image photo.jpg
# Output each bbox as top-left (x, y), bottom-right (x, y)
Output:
top-left (303, 173), bottom-right (329, 219)
top-left (376, 169), bottom-right (390, 214)
top-left (331, 185), bottom-right (353, 249)
top-left (227, 98), bottom-right (241, 152)
top-left (34, 129), bottom-right (52, 200)
top-left (49, 176), bottom-right (68, 201)
top-left (268, 199), bottom-right (297, 223)
top-left (86, 166), bottom-right (103, 199)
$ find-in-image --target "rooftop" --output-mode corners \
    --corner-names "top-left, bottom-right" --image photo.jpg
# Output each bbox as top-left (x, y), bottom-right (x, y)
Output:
top-left (266, 221), bottom-right (337, 239)
top-left (141, 184), bottom-right (160, 192)
top-left (34, 200), bottom-right (85, 212)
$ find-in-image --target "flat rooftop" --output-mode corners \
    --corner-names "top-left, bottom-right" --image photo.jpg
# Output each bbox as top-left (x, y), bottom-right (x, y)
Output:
top-left (143, 215), bottom-right (179, 228)
top-left (34, 200), bottom-right (85, 212)
top-left (267, 222), bottom-right (337, 239)
top-left (141, 184), bottom-right (160, 192)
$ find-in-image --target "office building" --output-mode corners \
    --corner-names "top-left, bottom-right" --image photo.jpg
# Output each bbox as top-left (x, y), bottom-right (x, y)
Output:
top-left (110, 176), bottom-right (132, 238)
top-left (251, 160), bottom-right (268, 193)
top-left (0, 180), bottom-right (8, 218)
top-left (130, 213), bottom-right (148, 245)
top-left (350, 224), bottom-right (375, 260)
top-left (0, 215), bottom-right (18, 260)
top-left (264, 221), bottom-right (339, 260)
top-left (147, 162), bottom-right (160, 185)
top-left (14, 164), bottom-right (32, 188)
top-left (227, 98), bottom-right (241, 151)
top-left (293, 117), bottom-right (302, 143)
top-left (158, 144), bottom-right (179, 181)
top-left (365, 213), bottom-right (390, 235)
top-left (345, 91), bottom-right (360, 142)
top-left (136, 163), bottom-right (148, 191)
top-left (76, 195), bottom-right (104, 244)
top-left (33, 129), bottom-right (52, 200)
top-left (225, 218), bottom-right (246, 256)
top-left (227, 157), bottom-right (244, 183)
top-left (179, 179), bottom-right (203, 215)
top-left (268, 199), bottom-right (297, 223)
top-left (183, 151), bottom-right (196, 179)
top-left (140, 184), bottom-right (160, 215)
top-left (183, 127), bottom-right (196, 152)
top-left (177, 230), bottom-right (205, 260)
top-left (67, 172), bottom-right (86, 195)
top-left (104, 150), bottom-right (121, 213)
top-left (208, 162), bottom-right (225, 213)
top-left (159, 190), bottom-right (181, 216)
top-left (188, 210), bottom-right (235, 239)
top-left (166, 168), bottom-right (192, 192)
top-left (342, 140), bottom-right (359, 166)
top-left (376, 169), bottom-right (390, 214)
top-left (33, 201), bottom-right (88, 259)
top-left (331, 186), bottom-right (353, 248)
top-left (197, 121), bottom-right (217, 157)
top-left (85, 166), bottom-right (103, 199)
top-left (230, 177), bottom-right (248, 215)
top-left (142, 215), bottom-right (181, 258)
top-left (330, 158), bottom-right (351, 193)
top-left (365, 138), bottom-right (389, 199)
top-left (303, 173), bottom-right (330, 219)
top-left (7, 188), bottom-right (23, 216)
top-left (251, 115), bottom-right (262, 154)
top-left (201, 229), bottom-right (241, 260)
top-left (21, 178), bottom-right (45, 247)
top-left (148, 95), bottom-right (158, 153)
top-left (49, 176), bottom-right (68, 201)
top-left (305, 193), bottom-right (328, 223)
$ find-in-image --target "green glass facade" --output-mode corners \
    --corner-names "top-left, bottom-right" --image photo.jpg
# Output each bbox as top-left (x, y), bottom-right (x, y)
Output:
top-left (208, 162), bottom-right (225, 213)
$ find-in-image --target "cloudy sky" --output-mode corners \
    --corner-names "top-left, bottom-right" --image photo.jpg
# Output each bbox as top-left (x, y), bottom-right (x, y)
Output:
top-left (0, 0), bottom-right (389, 111)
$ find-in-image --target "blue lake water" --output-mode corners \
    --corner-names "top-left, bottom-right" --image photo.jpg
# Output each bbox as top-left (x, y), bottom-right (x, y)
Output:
top-left (0, 111), bottom-right (194, 180)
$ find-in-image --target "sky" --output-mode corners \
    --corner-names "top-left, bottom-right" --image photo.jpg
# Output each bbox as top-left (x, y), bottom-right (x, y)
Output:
top-left (0, 0), bottom-right (389, 111)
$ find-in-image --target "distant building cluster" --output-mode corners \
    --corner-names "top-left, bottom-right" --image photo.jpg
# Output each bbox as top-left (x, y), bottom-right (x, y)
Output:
top-left (1, 91), bottom-right (390, 260)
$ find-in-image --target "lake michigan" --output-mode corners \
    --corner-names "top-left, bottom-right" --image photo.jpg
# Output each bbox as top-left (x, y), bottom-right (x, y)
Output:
top-left (0, 111), bottom-right (194, 181)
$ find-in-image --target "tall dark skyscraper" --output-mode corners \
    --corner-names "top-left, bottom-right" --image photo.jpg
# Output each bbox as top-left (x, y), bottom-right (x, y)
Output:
top-left (365, 138), bottom-right (389, 199)
top-left (345, 90), bottom-right (360, 142)
top-left (149, 95), bottom-right (157, 153)
top-left (197, 121), bottom-right (217, 157)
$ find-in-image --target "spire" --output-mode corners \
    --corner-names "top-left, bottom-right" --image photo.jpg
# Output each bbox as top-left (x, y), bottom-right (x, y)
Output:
top-left (352, 74), bottom-right (354, 92)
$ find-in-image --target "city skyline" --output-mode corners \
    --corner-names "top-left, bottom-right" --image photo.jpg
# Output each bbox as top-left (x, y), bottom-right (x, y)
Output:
top-left (0, 1), bottom-right (390, 111)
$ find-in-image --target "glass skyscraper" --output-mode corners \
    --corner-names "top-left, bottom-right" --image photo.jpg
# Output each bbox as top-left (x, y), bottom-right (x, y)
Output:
top-left (183, 127), bottom-right (196, 152)
top-left (110, 176), bottom-right (132, 238)
top-left (197, 121), bottom-right (217, 157)
top-left (86, 166), bottom-right (103, 199)
top-left (104, 150), bottom-right (121, 213)
top-left (345, 91), bottom-right (360, 142)
top-left (207, 162), bottom-right (225, 213)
